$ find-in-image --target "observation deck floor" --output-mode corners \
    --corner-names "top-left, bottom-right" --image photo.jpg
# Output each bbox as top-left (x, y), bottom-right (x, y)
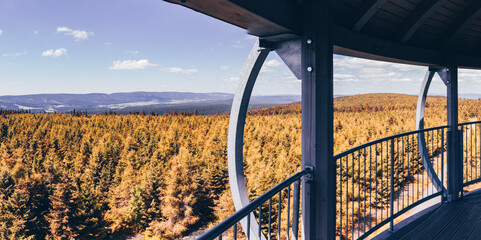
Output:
top-left (375, 190), bottom-right (481, 240)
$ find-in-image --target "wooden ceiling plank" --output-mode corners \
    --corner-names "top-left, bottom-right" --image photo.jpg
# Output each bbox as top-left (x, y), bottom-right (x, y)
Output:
top-left (163, 0), bottom-right (301, 36)
top-left (352, 0), bottom-right (390, 31)
top-left (400, 0), bottom-right (448, 43)
top-left (445, 0), bottom-right (481, 47)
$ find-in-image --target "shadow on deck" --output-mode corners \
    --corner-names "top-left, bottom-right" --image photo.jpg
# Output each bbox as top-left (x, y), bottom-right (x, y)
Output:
top-left (375, 190), bottom-right (481, 240)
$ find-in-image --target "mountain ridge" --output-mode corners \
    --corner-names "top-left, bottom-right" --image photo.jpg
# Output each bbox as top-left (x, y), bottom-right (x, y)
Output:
top-left (0, 91), bottom-right (301, 114)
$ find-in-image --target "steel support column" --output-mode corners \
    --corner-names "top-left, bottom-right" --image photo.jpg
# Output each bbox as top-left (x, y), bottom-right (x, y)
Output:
top-left (446, 56), bottom-right (461, 201)
top-left (301, 0), bottom-right (335, 239)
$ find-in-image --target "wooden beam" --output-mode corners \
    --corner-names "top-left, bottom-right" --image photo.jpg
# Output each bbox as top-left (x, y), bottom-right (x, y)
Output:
top-left (400, 0), bottom-right (448, 43)
top-left (302, 0), bottom-right (335, 239)
top-left (163, 0), bottom-right (301, 37)
top-left (333, 25), bottom-right (444, 66)
top-left (445, 1), bottom-right (481, 48)
top-left (352, 0), bottom-right (390, 31)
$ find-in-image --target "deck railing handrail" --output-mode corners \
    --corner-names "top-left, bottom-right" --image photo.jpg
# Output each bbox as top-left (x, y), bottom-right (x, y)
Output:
top-left (198, 168), bottom-right (311, 240)
top-left (334, 125), bottom-right (448, 159)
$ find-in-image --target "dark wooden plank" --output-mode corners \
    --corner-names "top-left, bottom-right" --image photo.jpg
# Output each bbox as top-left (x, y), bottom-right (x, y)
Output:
top-left (449, 206), bottom-right (481, 239)
top-left (163, 0), bottom-right (301, 37)
top-left (372, 203), bottom-right (442, 240)
top-left (445, 0), bottom-right (481, 47)
top-left (413, 203), bottom-right (466, 239)
top-left (398, 204), bottom-right (454, 240)
top-left (352, 0), bottom-right (390, 31)
top-left (467, 213), bottom-right (481, 240)
top-left (400, 0), bottom-right (449, 43)
top-left (433, 203), bottom-right (476, 239)
top-left (388, 0), bottom-right (417, 12)
top-left (382, 1), bottom-right (411, 19)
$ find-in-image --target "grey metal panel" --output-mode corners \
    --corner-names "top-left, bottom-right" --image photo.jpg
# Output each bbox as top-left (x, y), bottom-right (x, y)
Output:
top-left (227, 39), bottom-right (270, 240)
top-left (274, 39), bottom-right (302, 79)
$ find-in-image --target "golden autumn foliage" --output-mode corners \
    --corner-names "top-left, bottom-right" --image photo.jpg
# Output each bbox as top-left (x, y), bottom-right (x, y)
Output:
top-left (0, 93), bottom-right (480, 239)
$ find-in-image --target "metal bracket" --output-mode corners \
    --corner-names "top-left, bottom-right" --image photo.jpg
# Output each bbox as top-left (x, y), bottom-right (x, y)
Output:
top-left (429, 66), bottom-right (449, 86)
top-left (304, 166), bottom-right (314, 182)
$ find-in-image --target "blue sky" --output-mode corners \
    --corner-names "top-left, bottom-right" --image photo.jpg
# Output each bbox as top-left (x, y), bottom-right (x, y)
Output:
top-left (0, 0), bottom-right (480, 96)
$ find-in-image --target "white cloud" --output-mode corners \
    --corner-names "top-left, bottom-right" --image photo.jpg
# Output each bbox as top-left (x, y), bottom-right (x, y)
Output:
top-left (459, 70), bottom-right (481, 82)
top-left (104, 42), bottom-right (113, 45)
top-left (57, 26), bottom-right (93, 41)
top-left (42, 48), bottom-right (67, 57)
top-left (34, 30), bottom-right (38, 35)
top-left (124, 50), bottom-right (139, 54)
top-left (159, 67), bottom-right (199, 74)
top-left (2, 51), bottom-right (27, 57)
top-left (265, 59), bottom-right (282, 67)
top-left (261, 66), bottom-right (274, 72)
top-left (182, 68), bottom-right (199, 74)
top-left (334, 73), bottom-right (358, 82)
top-left (219, 65), bottom-right (231, 70)
top-left (390, 78), bottom-right (412, 82)
top-left (56, 26), bottom-right (72, 32)
top-left (109, 59), bottom-right (156, 70)
top-left (0, 29), bottom-right (3, 35)
top-left (224, 77), bottom-right (240, 82)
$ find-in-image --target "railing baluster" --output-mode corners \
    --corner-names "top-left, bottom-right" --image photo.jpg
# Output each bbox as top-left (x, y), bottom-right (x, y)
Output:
top-left (375, 143), bottom-right (378, 226)
top-left (442, 129), bottom-right (445, 200)
top-left (268, 198), bottom-right (272, 240)
top-left (390, 138), bottom-right (394, 232)
top-left (247, 213), bottom-right (251, 240)
top-left (380, 142), bottom-right (383, 222)
top-left (397, 138), bottom-right (399, 213)
top-left (351, 152), bottom-right (355, 240)
top-left (278, 191), bottom-right (281, 240)
top-left (287, 185), bottom-right (290, 240)
top-left (369, 145), bottom-right (372, 230)
top-left (358, 149), bottom-right (361, 238)
top-left (363, 148), bottom-right (367, 235)
top-left (292, 180), bottom-right (300, 240)
top-left (233, 223), bottom-right (237, 240)
top-left (340, 156), bottom-right (343, 239)
top-left (259, 206), bottom-right (262, 239)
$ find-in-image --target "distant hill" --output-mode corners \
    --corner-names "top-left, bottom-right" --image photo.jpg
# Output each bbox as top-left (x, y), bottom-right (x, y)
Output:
top-left (0, 92), bottom-right (301, 115)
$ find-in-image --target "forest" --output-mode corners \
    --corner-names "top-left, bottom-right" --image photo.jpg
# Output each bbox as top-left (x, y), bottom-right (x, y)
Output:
top-left (0, 93), bottom-right (480, 239)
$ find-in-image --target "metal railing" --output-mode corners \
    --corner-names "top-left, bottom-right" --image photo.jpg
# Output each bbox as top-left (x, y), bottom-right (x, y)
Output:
top-left (335, 126), bottom-right (448, 240)
top-left (199, 123), bottom-right (481, 240)
top-left (460, 121), bottom-right (481, 188)
top-left (198, 169), bottom-right (310, 240)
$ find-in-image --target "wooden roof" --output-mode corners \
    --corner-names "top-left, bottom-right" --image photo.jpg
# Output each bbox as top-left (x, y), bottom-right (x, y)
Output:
top-left (164, 0), bottom-right (481, 69)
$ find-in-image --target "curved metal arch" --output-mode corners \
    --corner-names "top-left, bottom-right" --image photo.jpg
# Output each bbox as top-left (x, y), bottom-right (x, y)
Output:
top-left (228, 39), bottom-right (270, 240)
top-left (416, 68), bottom-right (447, 193)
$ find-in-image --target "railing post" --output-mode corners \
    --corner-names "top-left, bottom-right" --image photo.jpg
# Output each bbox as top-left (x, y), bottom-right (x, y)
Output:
top-left (301, 0), bottom-right (335, 239)
top-left (446, 59), bottom-right (460, 201)
top-left (390, 138), bottom-right (395, 232)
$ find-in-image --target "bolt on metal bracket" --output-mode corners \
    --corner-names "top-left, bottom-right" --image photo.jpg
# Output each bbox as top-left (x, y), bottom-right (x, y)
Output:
top-left (304, 166), bottom-right (314, 182)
